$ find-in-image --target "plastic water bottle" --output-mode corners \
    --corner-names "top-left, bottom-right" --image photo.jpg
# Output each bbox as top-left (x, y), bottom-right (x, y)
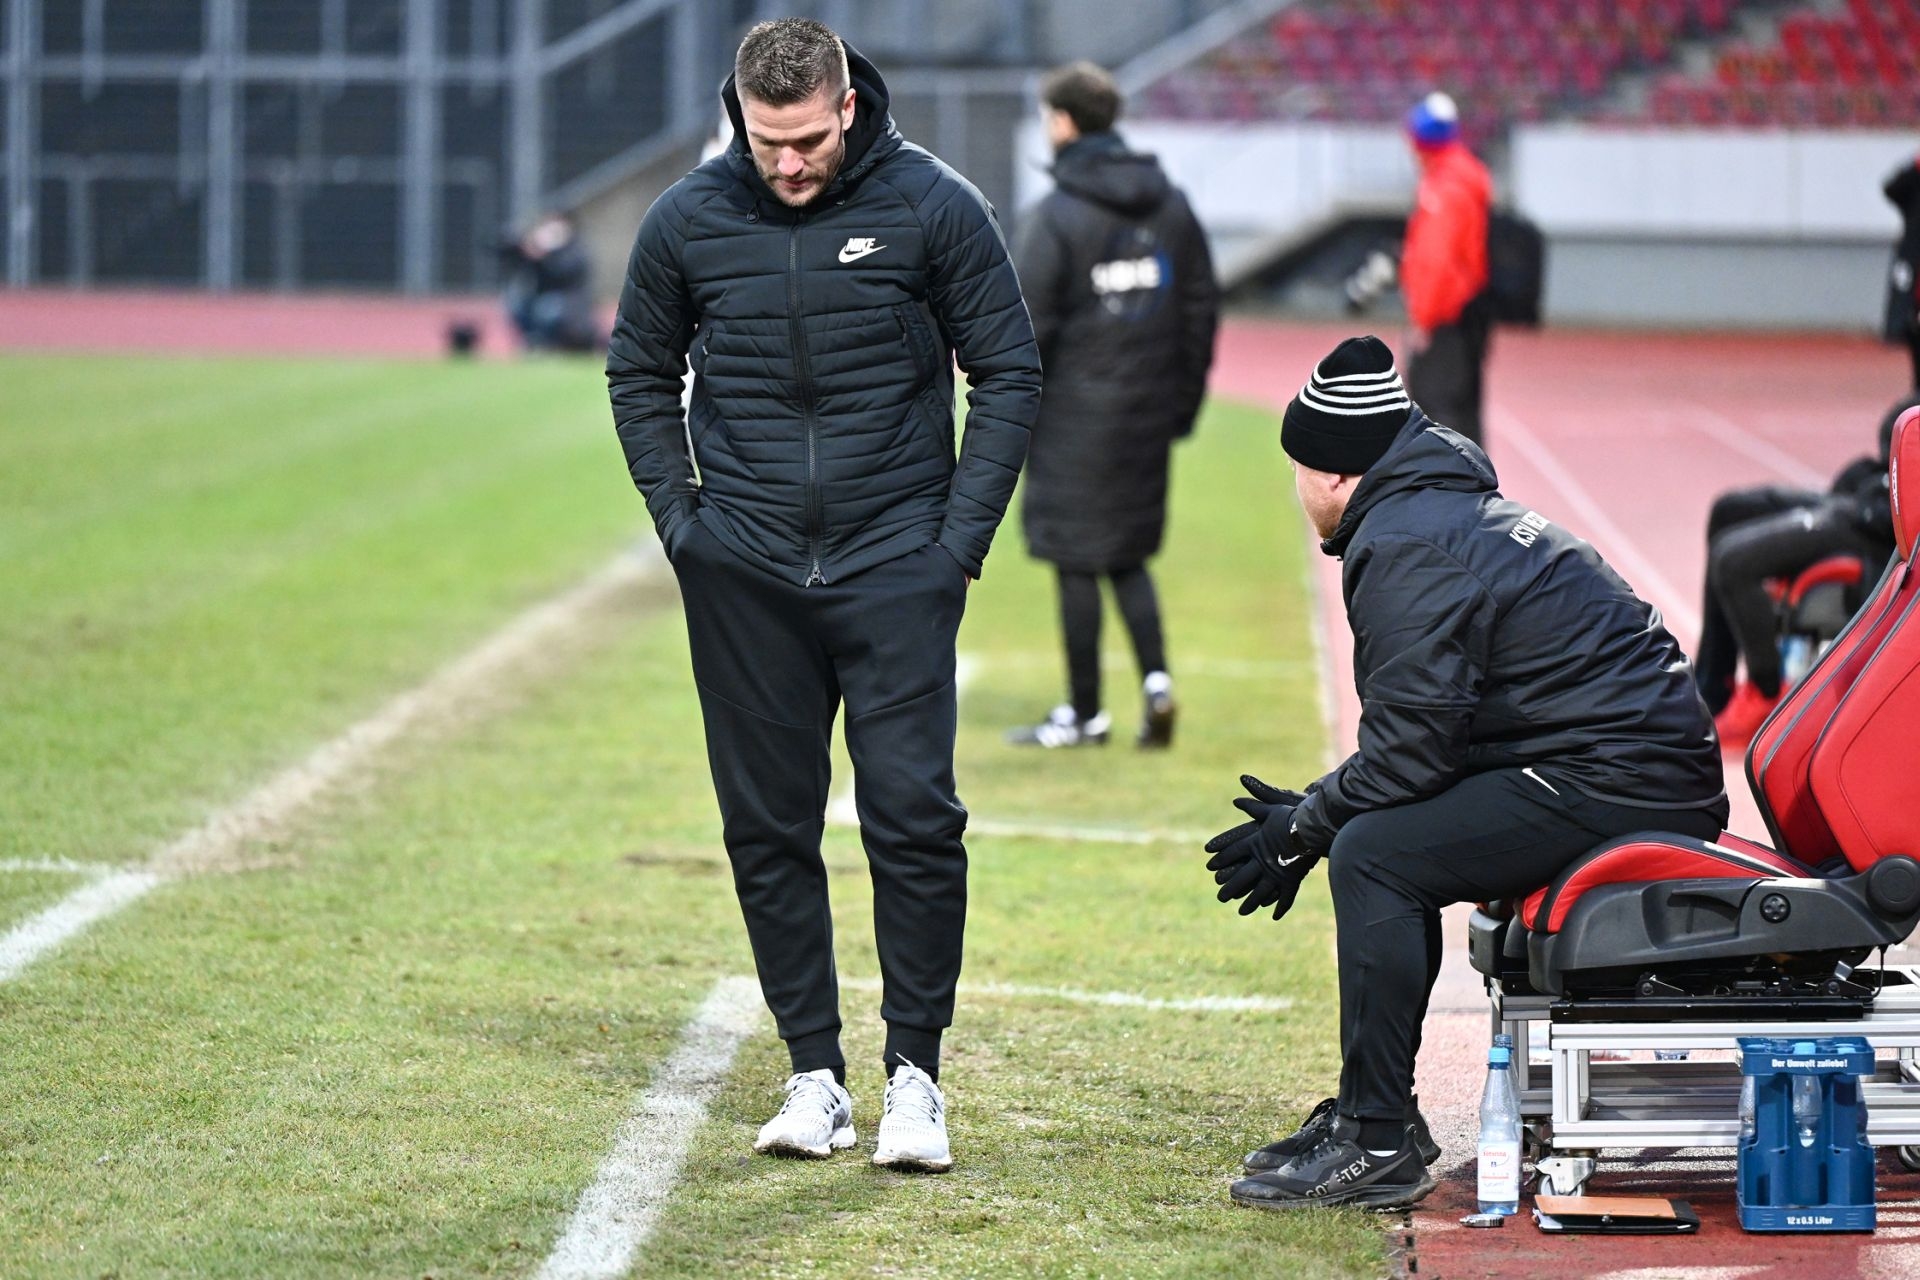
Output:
top-left (1478, 1038), bottom-right (1523, 1215)
top-left (1739, 1074), bottom-right (1756, 1145)
top-left (1793, 1073), bottom-right (1821, 1149)
top-left (1494, 1033), bottom-right (1521, 1116)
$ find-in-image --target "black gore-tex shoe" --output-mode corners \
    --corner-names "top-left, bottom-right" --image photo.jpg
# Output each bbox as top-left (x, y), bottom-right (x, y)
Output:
top-left (1244, 1097), bottom-right (1441, 1173)
top-left (1230, 1117), bottom-right (1436, 1212)
top-left (1242, 1096), bottom-right (1337, 1173)
top-left (1406, 1097), bottom-right (1442, 1168)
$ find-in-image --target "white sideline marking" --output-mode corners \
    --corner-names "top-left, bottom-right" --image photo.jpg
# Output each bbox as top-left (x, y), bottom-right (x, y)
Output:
top-left (0, 858), bottom-right (116, 877)
top-left (536, 976), bottom-right (764, 1280)
top-left (1681, 404), bottom-right (1829, 491)
top-left (986, 649), bottom-right (1317, 681)
top-left (967, 817), bottom-right (1210, 845)
top-left (841, 975), bottom-right (1293, 1013)
top-left (0, 548), bottom-right (664, 985)
top-left (0, 871), bottom-right (164, 982)
top-left (1492, 405), bottom-right (1702, 639)
top-left (824, 652), bottom-right (1214, 845)
top-left (1593, 1269), bottom-right (1770, 1280)
top-left (825, 652), bottom-right (980, 829)
top-left (1297, 509), bottom-right (1343, 772)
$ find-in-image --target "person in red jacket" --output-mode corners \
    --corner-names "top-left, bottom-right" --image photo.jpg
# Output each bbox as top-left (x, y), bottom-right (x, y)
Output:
top-left (1400, 92), bottom-right (1493, 447)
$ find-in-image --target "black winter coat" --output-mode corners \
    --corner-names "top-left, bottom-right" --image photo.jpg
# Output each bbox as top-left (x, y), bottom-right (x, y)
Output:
top-left (1012, 133), bottom-right (1218, 571)
top-left (606, 47), bottom-right (1040, 584)
top-left (1883, 157), bottom-right (1920, 344)
top-left (1290, 413), bottom-right (1728, 856)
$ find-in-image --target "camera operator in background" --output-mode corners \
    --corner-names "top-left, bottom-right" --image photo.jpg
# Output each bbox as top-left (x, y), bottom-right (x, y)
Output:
top-left (500, 212), bottom-right (599, 353)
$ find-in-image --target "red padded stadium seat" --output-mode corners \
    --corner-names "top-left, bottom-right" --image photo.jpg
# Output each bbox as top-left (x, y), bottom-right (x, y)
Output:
top-left (1805, 408), bottom-right (1920, 866)
top-left (1522, 837), bottom-right (1810, 934)
top-left (1528, 409), bottom-right (1920, 937)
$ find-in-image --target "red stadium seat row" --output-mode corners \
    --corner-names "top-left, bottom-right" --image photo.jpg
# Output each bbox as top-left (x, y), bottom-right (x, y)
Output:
top-left (1139, 0), bottom-right (1916, 132)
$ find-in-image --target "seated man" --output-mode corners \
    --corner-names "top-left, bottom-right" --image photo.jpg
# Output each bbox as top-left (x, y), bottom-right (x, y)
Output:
top-left (1696, 391), bottom-right (1920, 745)
top-left (1208, 337), bottom-right (1728, 1211)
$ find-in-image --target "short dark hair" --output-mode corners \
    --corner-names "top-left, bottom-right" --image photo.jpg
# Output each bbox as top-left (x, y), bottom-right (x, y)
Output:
top-left (735, 18), bottom-right (850, 107)
top-left (1042, 61), bottom-right (1122, 135)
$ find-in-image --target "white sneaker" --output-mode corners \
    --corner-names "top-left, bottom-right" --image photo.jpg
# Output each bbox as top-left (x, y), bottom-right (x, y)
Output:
top-left (1005, 704), bottom-right (1111, 749)
top-left (753, 1068), bottom-right (855, 1159)
top-left (872, 1062), bottom-right (952, 1172)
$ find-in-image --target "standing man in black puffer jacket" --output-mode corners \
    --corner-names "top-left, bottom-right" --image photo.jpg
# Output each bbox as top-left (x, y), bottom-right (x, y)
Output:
top-left (606, 18), bottom-right (1039, 1174)
top-left (1005, 62), bottom-right (1218, 750)
top-left (1206, 337), bottom-right (1727, 1211)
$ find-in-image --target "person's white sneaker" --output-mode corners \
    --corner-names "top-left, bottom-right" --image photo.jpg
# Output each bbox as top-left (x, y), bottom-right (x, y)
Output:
top-left (872, 1062), bottom-right (952, 1172)
top-left (753, 1068), bottom-right (855, 1159)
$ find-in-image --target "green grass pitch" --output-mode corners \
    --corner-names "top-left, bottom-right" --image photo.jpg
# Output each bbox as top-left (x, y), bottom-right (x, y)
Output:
top-left (0, 352), bottom-right (1382, 1278)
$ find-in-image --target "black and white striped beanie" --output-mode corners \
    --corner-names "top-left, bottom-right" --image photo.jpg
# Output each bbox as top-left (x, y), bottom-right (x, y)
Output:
top-left (1281, 335), bottom-right (1413, 475)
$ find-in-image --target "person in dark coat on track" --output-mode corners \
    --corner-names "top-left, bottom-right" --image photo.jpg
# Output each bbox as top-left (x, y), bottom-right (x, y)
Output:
top-left (605, 18), bottom-right (1039, 1173)
top-left (1005, 62), bottom-right (1218, 749)
top-left (1206, 336), bottom-right (1726, 1211)
top-left (1883, 152), bottom-right (1920, 389)
top-left (1693, 390), bottom-right (1920, 747)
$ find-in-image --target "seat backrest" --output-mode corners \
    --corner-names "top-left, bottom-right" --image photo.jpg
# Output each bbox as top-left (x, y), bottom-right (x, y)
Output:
top-left (1807, 408), bottom-right (1920, 870)
top-left (1748, 406), bottom-right (1920, 869)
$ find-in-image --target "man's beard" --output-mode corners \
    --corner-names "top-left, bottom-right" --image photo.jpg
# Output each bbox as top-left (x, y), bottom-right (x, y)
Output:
top-left (758, 135), bottom-right (847, 208)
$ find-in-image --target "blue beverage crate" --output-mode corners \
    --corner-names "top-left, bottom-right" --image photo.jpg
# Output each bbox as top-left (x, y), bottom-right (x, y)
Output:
top-left (1737, 1036), bottom-right (1876, 1233)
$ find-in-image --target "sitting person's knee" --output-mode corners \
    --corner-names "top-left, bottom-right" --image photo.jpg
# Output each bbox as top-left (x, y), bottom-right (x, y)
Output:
top-left (1327, 821), bottom-right (1391, 887)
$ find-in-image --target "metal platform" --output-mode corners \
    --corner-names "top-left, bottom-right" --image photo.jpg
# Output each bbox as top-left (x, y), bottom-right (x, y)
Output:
top-left (1486, 966), bottom-right (1920, 1192)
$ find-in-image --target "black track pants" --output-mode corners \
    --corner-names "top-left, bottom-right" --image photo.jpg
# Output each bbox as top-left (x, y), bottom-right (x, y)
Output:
top-left (1405, 294), bottom-right (1493, 447)
top-left (672, 525), bottom-right (970, 1077)
top-left (1696, 486), bottom-right (1876, 706)
top-left (1327, 768), bottom-right (1723, 1122)
top-left (1058, 565), bottom-right (1167, 720)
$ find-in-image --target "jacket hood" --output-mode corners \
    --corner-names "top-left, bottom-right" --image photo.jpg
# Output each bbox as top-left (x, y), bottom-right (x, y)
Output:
top-left (1050, 132), bottom-right (1171, 217)
top-left (1321, 409), bottom-right (1499, 556)
top-left (719, 41), bottom-right (900, 211)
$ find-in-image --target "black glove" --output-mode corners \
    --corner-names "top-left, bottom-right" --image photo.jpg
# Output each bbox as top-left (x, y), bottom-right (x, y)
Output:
top-left (1204, 775), bottom-right (1320, 920)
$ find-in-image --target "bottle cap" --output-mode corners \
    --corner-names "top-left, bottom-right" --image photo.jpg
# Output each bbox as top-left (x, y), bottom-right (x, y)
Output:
top-left (1489, 1046), bottom-right (1511, 1066)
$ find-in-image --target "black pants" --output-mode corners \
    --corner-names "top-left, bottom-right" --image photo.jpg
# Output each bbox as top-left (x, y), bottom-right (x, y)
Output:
top-left (672, 525), bottom-right (970, 1077)
top-left (1405, 293), bottom-right (1494, 447)
top-left (1327, 768), bottom-right (1724, 1122)
top-left (1695, 486), bottom-right (1880, 709)
top-left (1058, 565), bottom-right (1167, 720)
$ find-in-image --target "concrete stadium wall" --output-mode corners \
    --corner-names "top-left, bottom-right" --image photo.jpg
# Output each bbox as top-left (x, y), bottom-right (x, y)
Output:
top-left (1512, 126), bottom-right (1913, 332)
top-left (1012, 119), bottom-right (1414, 282)
top-left (1020, 119), bottom-right (1914, 332)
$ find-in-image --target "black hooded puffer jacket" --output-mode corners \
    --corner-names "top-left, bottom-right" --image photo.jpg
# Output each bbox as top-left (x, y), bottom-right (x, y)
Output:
top-left (1013, 132), bottom-right (1218, 571)
top-left (1290, 412), bottom-right (1728, 855)
top-left (606, 46), bottom-right (1040, 584)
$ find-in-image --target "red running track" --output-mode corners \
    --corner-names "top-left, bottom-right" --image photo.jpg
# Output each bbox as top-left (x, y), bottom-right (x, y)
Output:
top-left (1215, 319), bottom-right (1920, 1280)
top-left (0, 287), bottom-right (530, 359)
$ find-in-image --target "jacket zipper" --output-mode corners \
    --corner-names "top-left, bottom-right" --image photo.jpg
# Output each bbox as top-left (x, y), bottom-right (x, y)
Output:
top-left (789, 219), bottom-right (824, 585)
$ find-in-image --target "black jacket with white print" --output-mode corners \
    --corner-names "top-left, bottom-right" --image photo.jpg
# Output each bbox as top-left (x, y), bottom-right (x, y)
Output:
top-left (1290, 411), bottom-right (1728, 856)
